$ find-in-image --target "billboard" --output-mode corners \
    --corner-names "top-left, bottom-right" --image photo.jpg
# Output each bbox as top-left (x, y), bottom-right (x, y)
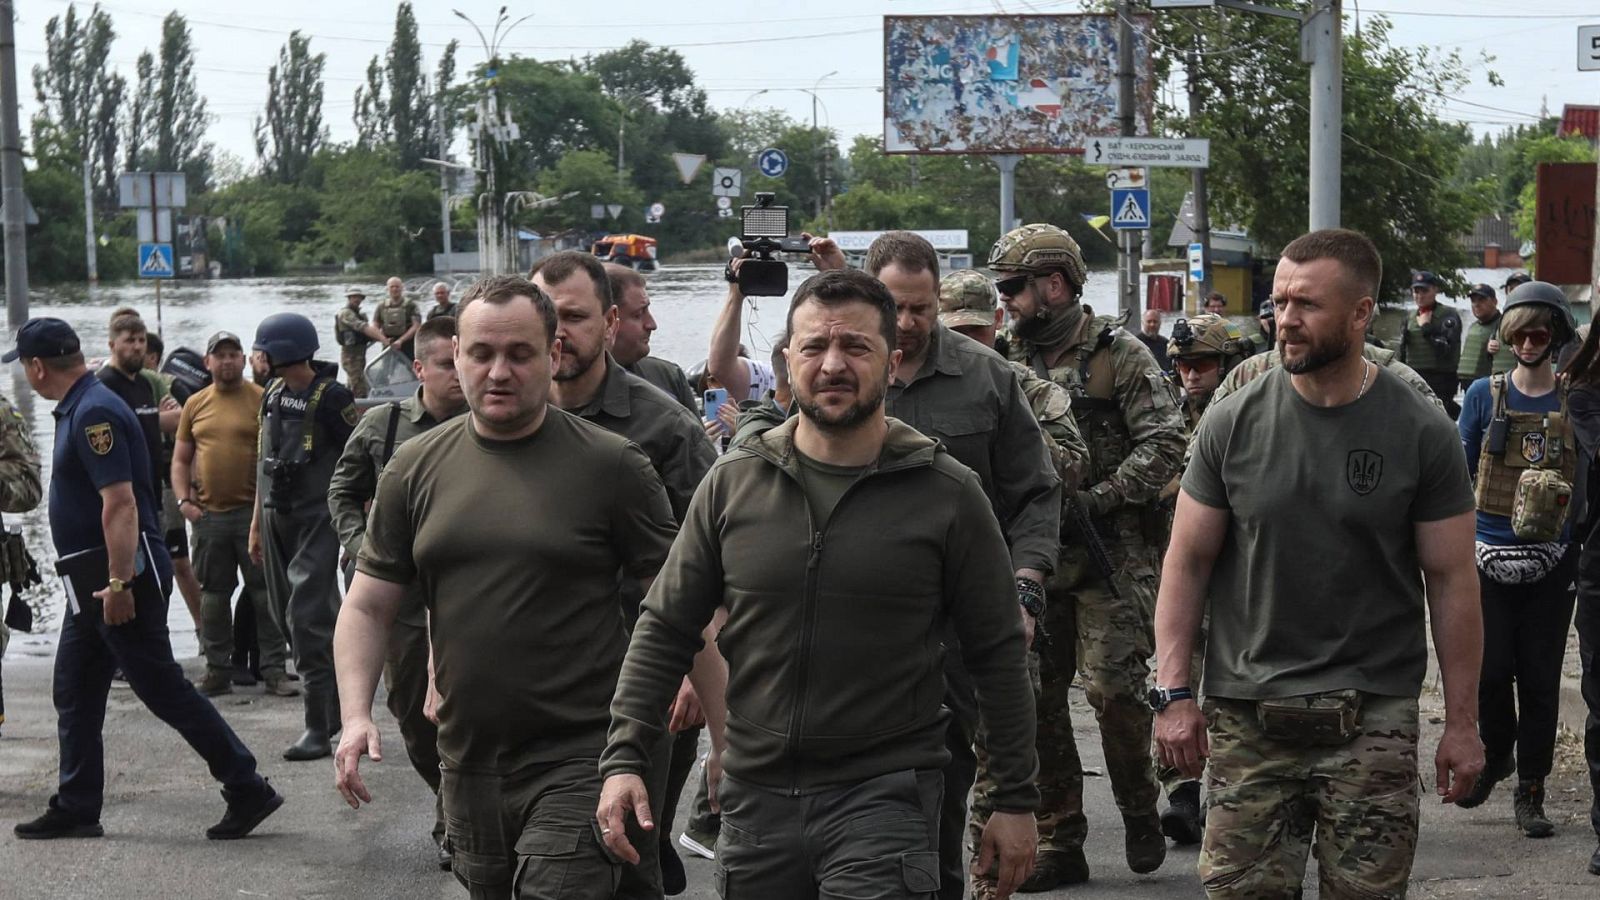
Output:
top-left (884, 14), bottom-right (1154, 155)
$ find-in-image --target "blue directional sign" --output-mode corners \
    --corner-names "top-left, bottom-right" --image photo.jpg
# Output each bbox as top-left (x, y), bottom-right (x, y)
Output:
top-left (138, 242), bottom-right (175, 279)
top-left (1110, 188), bottom-right (1151, 230)
top-left (757, 148), bottom-right (789, 178)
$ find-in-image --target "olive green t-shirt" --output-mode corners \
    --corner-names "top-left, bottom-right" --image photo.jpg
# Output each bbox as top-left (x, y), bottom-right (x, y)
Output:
top-left (794, 451), bottom-right (864, 530)
top-left (1181, 365), bottom-right (1474, 700)
top-left (358, 408), bottom-right (677, 773)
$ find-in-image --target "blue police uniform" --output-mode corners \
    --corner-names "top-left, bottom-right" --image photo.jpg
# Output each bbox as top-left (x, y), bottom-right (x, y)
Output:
top-left (48, 372), bottom-right (265, 824)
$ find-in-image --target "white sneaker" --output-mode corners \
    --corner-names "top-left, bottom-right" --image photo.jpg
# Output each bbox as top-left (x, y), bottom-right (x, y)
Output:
top-left (678, 830), bottom-right (716, 860)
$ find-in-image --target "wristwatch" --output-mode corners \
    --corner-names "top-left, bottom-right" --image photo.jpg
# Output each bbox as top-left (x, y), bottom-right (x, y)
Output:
top-left (1147, 685), bottom-right (1195, 712)
top-left (107, 577), bottom-right (129, 593)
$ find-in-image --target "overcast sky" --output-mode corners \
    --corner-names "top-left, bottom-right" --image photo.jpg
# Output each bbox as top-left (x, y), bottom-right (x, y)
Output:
top-left (10, 0), bottom-right (1600, 171)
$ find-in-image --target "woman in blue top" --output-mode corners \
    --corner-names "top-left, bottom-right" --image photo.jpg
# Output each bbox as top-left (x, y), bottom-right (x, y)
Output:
top-left (1456, 282), bottom-right (1586, 840)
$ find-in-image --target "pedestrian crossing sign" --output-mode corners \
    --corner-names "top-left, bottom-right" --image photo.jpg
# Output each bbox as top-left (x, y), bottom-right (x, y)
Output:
top-left (1110, 188), bottom-right (1151, 231)
top-left (138, 242), bottom-right (175, 279)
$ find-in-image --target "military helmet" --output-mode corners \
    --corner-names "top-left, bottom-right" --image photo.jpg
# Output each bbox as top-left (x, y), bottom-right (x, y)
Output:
top-left (1167, 313), bottom-right (1249, 362)
top-left (987, 223), bottom-right (1087, 289)
top-left (1503, 280), bottom-right (1577, 346)
top-left (938, 269), bottom-right (1000, 329)
top-left (253, 312), bottom-right (320, 365)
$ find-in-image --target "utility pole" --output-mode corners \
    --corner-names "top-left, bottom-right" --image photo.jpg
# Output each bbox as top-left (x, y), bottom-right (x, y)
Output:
top-left (995, 155), bottom-right (1020, 237)
top-left (1187, 35), bottom-right (1212, 299)
top-left (437, 95), bottom-right (453, 277)
top-left (1307, 0), bottom-right (1342, 230)
top-left (1116, 0), bottom-right (1140, 316)
top-left (82, 159), bottom-right (97, 286)
top-left (1, 0), bottom-right (28, 327)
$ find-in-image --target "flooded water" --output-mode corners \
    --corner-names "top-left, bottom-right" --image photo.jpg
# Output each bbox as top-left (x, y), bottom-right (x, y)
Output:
top-left (1, 264), bottom-right (1530, 654)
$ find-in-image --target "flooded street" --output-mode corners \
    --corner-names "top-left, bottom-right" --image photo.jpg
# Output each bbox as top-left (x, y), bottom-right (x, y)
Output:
top-left (2, 263), bottom-right (1527, 650)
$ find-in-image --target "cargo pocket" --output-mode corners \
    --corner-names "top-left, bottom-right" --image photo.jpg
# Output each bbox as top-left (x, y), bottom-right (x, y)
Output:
top-left (900, 850), bottom-right (941, 896)
top-left (512, 825), bottom-right (614, 899)
top-left (449, 848), bottom-right (511, 893)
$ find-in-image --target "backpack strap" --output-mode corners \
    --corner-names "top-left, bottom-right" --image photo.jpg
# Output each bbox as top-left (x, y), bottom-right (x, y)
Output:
top-left (380, 403), bottom-right (403, 468)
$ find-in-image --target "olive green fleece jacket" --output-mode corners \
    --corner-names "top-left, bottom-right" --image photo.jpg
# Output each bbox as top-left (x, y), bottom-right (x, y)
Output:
top-left (600, 416), bottom-right (1040, 812)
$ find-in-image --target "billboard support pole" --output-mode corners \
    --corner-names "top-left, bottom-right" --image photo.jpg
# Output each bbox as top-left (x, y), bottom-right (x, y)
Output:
top-left (995, 154), bottom-right (1020, 238)
top-left (1, 0), bottom-right (29, 327)
top-left (1116, 0), bottom-right (1140, 316)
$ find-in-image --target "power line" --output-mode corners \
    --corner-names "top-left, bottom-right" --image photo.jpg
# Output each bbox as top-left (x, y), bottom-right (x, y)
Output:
top-left (1364, 8), bottom-right (1599, 20)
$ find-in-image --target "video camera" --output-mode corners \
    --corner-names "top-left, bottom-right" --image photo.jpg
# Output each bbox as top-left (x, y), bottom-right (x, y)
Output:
top-left (729, 193), bottom-right (813, 297)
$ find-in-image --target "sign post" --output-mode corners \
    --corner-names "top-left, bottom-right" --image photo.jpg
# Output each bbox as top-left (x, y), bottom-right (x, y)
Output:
top-left (119, 171), bottom-right (186, 333)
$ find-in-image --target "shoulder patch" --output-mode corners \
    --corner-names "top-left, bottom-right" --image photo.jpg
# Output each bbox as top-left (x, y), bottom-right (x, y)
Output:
top-left (342, 403), bottom-right (360, 427)
top-left (85, 422), bottom-right (114, 455)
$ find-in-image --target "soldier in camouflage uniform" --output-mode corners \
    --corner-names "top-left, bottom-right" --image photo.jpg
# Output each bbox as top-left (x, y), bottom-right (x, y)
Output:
top-left (971, 224), bottom-right (1188, 893)
top-left (0, 390), bottom-right (44, 729)
top-left (1149, 313), bottom-right (1254, 845)
top-left (938, 268), bottom-right (1090, 489)
top-left (334, 286), bottom-right (384, 399)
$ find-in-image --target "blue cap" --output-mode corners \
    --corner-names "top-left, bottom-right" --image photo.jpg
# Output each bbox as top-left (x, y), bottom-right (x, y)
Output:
top-left (2, 317), bottom-right (81, 363)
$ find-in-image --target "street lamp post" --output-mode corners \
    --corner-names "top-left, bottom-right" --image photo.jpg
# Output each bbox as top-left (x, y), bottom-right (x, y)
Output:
top-left (452, 7), bottom-right (532, 275)
top-left (800, 71), bottom-right (836, 224)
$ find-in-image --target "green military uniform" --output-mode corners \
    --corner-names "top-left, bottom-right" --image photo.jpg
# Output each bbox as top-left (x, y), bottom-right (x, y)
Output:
top-left (1183, 364), bottom-right (1474, 897)
top-left (359, 410), bottom-right (677, 900)
top-left (1458, 310), bottom-right (1515, 388)
top-left (328, 387), bottom-right (465, 847)
top-left (565, 354), bottom-right (716, 897)
top-left (374, 295), bottom-right (421, 360)
top-left (0, 392), bottom-right (43, 723)
top-left (335, 304), bottom-right (375, 399)
top-left (1397, 299), bottom-right (1463, 417)
top-left (970, 224), bottom-right (1188, 892)
top-left (426, 300), bottom-right (459, 321)
top-left (627, 355), bottom-right (700, 415)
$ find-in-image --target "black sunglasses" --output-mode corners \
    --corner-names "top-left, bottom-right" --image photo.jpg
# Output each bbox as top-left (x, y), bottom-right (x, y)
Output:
top-left (994, 274), bottom-right (1031, 297)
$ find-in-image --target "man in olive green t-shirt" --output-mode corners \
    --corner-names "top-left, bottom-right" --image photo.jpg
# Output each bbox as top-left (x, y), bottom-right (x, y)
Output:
top-left (1154, 230), bottom-right (1485, 898)
top-left (332, 276), bottom-right (678, 900)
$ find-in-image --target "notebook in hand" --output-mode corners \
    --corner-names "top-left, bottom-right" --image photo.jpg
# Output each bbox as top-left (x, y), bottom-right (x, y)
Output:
top-left (53, 534), bottom-right (164, 620)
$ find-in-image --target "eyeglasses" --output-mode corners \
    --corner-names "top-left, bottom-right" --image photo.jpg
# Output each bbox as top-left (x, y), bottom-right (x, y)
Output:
top-left (1510, 328), bottom-right (1552, 346)
top-left (1173, 357), bottom-right (1220, 374)
top-left (994, 274), bottom-right (1031, 298)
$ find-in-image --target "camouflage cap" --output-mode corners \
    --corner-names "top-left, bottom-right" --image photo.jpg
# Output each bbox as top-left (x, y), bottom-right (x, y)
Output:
top-left (938, 269), bottom-right (1000, 329)
top-left (1167, 313), bottom-right (1249, 361)
top-left (987, 223), bottom-right (1087, 288)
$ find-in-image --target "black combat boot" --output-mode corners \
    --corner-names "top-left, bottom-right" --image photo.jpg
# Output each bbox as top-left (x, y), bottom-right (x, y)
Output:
top-left (1015, 847), bottom-right (1089, 892)
top-left (1455, 752), bottom-right (1514, 809)
top-left (282, 689), bottom-right (332, 761)
top-left (1513, 779), bottom-right (1554, 838)
top-left (1123, 812), bottom-right (1167, 873)
top-left (1588, 842), bottom-right (1600, 876)
top-left (1161, 781), bottom-right (1204, 845)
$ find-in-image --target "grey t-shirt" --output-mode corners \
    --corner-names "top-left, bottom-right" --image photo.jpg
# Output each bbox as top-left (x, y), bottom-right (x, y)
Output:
top-left (1182, 364), bottom-right (1474, 700)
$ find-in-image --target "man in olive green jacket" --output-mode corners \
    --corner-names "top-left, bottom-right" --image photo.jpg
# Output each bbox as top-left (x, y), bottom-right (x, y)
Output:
top-left (598, 269), bottom-right (1040, 900)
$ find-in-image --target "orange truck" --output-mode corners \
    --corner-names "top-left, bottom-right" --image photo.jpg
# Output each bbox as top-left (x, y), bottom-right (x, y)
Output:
top-left (590, 233), bottom-right (659, 271)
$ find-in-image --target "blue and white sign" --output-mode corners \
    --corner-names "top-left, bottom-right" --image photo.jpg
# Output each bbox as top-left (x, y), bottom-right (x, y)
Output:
top-left (138, 242), bottom-right (175, 279)
top-left (1110, 187), bottom-right (1150, 231)
top-left (757, 148), bottom-right (789, 178)
top-left (1188, 242), bottom-right (1205, 282)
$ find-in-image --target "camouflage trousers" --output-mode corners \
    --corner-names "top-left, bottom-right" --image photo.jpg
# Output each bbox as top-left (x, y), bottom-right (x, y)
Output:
top-left (341, 348), bottom-right (369, 399)
top-left (1199, 695), bottom-right (1421, 899)
top-left (969, 539), bottom-right (1162, 862)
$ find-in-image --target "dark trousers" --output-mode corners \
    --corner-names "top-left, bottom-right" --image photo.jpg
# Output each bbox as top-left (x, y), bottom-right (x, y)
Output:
top-left (658, 726), bottom-right (700, 840)
top-left (52, 547), bottom-right (261, 822)
top-left (1576, 570), bottom-right (1600, 838)
top-left (716, 769), bottom-right (942, 899)
top-left (1420, 370), bottom-right (1461, 420)
top-left (193, 506), bottom-right (286, 676)
top-left (385, 618), bottom-right (443, 841)
top-left (1477, 551), bottom-right (1578, 781)
top-left (938, 719), bottom-right (978, 900)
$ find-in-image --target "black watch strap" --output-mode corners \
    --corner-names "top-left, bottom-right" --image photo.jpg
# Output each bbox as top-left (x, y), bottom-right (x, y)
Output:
top-left (1148, 685), bottom-right (1195, 712)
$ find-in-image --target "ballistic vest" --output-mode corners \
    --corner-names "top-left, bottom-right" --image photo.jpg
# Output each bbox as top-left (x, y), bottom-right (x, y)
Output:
top-left (377, 300), bottom-right (410, 338)
top-left (262, 376), bottom-right (333, 466)
top-left (1457, 314), bottom-right (1501, 381)
top-left (1021, 314), bottom-right (1123, 489)
top-left (1474, 374), bottom-right (1575, 518)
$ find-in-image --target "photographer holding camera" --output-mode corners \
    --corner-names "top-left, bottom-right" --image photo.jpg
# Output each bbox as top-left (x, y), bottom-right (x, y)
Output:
top-left (249, 313), bottom-right (358, 763)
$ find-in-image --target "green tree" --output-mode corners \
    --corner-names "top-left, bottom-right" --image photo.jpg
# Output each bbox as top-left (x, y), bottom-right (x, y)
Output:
top-left (532, 149), bottom-right (643, 233)
top-left (351, 3), bottom-right (444, 169)
top-left (1510, 135), bottom-right (1598, 244)
top-left (32, 2), bottom-right (125, 200)
top-left (254, 31), bottom-right (328, 185)
top-left (311, 148), bottom-right (438, 272)
top-left (1153, 7), bottom-right (1488, 299)
top-left (123, 13), bottom-right (212, 188)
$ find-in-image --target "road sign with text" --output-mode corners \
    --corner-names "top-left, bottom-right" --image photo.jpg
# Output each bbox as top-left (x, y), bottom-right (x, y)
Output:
top-left (1090, 137), bottom-right (1210, 169)
top-left (1581, 25), bottom-right (1600, 71)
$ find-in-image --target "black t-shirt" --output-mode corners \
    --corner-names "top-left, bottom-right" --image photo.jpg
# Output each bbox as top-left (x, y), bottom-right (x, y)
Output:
top-left (96, 366), bottom-right (165, 493)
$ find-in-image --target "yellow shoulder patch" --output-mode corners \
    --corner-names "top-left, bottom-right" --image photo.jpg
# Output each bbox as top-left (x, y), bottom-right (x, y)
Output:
top-left (342, 404), bottom-right (360, 426)
top-left (85, 422), bottom-right (114, 455)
